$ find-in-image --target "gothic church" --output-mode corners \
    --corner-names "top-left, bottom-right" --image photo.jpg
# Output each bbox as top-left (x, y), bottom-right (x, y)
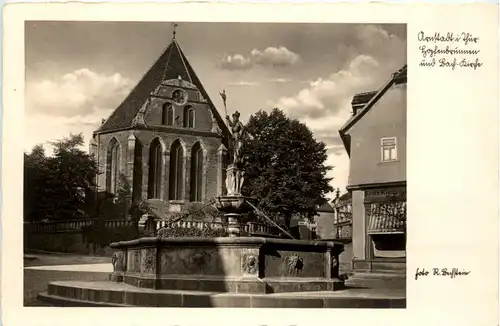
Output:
top-left (89, 33), bottom-right (230, 217)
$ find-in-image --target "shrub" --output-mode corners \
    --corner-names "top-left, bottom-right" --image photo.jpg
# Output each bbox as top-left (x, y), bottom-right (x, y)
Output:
top-left (157, 224), bottom-right (228, 238)
top-left (168, 201), bottom-right (224, 222)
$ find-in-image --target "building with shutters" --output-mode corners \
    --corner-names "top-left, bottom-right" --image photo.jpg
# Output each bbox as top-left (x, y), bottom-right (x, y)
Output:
top-left (89, 33), bottom-right (231, 218)
top-left (338, 65), bottom-right (407, 288)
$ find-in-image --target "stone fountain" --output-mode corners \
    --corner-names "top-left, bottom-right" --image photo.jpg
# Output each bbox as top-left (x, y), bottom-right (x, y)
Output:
top-left (36, 107), bottom-right (404, 308)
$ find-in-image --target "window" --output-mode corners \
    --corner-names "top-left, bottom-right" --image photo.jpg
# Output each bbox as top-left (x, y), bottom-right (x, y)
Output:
top-left (183, 106), bottom-right (195, 128)
top-left (106, 138), bottom-right (121, 194)
top-left (162, 103), bottom-right (174, 126)
top-left (381, 137), bottom-right (397, 162)
top-left (148, 138), bottom-right (163, 199)
top-left (190, 143), bottom-right (203, 202)
top-left (169, 140), bottom-right (184, 200)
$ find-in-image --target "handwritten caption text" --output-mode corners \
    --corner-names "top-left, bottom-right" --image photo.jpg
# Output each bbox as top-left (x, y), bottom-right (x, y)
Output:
top-left (418, 31), bottom-right (483, 70)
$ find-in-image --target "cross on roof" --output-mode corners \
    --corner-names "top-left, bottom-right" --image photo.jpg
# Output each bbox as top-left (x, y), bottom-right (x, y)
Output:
top-left (172, 23), bottom-right (179, 40)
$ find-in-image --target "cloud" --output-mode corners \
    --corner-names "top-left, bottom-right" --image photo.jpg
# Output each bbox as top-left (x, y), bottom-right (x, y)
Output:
top-left (219, 54), bottom-right (253, 71)
top-left (26, 68), bottom-right (133, 117)
top-left (251, 47), bottom-right (300, 67)
top-left (273, 24), bottom-right (405, 128)
top-left (326, 145), bottom-right (346, 156)
top-left (219, 46), bottom-right (300, 70)
top-left (268, 78), bottom-right (294, 84)
top-left (228, 80), bottom-right (260, 87)
top-left (275, 54), bottom-right (383, 120)
top-left (269, 25), bottom-right (406, 191)
top-left (24, 114), bottom-right (104, 156)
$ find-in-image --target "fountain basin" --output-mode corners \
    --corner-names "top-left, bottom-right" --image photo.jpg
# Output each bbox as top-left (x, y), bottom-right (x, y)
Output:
top-left (109, 236), bottom-right (344, 294)
top-left (213, 195), bottom-right (253, 214)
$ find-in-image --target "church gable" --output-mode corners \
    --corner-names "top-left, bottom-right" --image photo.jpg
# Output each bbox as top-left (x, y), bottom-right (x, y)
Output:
top-left (143, 95), bottom-right (214, 132)
top-left (96, 38), bottom-right (229, 138)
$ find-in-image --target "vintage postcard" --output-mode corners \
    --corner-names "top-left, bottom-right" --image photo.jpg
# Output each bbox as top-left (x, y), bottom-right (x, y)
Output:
top-left (1, 2), bottom-right (498, 326)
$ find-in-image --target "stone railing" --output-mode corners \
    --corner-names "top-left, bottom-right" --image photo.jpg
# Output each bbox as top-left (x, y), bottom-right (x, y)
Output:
top-left (24, 218), bottom-right (139, 256)
top-left (155, 219), bottom-right (281, 237)
top-left (24, 218), bottom-right (135, 234)
top-left (104, 220), bottom-right (136, 229)
top-left (156, 220), bottom-right (225, 230)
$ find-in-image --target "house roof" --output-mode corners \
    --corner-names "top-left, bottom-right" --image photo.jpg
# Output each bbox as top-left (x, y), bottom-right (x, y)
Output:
top-left (338, 65), bottom-right (407, 156)
top-left (95, 38), bottom-right (229, 137)
top-left (318, 202), bottom-right (335, 213)
top-left (351, 91), bottom-right (377, 111)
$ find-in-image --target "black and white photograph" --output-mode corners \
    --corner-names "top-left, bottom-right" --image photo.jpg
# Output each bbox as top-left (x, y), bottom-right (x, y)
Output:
top-left (22, 20), bottom-right (408, 308)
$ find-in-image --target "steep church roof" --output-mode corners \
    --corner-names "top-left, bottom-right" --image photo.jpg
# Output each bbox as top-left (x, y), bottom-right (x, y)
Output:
top-left (96, 38), bottom-right (229, 136)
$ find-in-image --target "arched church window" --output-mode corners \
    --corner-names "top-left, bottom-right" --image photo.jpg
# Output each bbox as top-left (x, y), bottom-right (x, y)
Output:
top-left (106, 137), bottom-right (121, 194)
top-left (162, 103), bottom-right (174, 126)
top-left (106, 138), bottom-right (121, 194)
top-left (169, 140), bottom-right (184, 200)
top-left (190, 143), bottom-right (203, 202)
top-left (183, 106), bottom-right (195, 128)
top-left (148, 138), bottom-right (163, 199)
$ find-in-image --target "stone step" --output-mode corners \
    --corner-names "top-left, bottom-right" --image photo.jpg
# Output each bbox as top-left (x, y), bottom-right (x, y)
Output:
top-left (351, 269), bottom-right (406, 275)
top-left (114, 275), bottom-right (345, 294)
top-left (38, 281), bottom-right (406, 308)
top-left (348, 272), bottom-right (406, 279)
top-left (345, 273), bottom-right (406, 290)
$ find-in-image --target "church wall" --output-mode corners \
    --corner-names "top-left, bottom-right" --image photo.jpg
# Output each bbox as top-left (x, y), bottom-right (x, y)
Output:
top-left (96, 128), bottom-right (224, 219)
top-left (144, 97), bottom-right (213, 132)
top-left (96, 130), bottom-right (132, 193)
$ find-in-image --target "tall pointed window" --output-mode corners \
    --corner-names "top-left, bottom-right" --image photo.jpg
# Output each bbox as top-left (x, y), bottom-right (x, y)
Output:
top-left (106, 138), bottom-right (121, 194)
top-left (169, 140), bottom-right (184, 200)
top-left (162, 103), bottom-right (174, 126)
top-left (183, 106), bottom-right (195, 128)
top-left (190, 143), bottom-right (203, 202)
top-left (148, 138), bottom-right (163, 199)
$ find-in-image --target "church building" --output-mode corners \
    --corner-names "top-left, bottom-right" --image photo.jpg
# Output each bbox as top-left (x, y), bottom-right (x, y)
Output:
top-left (89, 32), bottom-right (230, 217)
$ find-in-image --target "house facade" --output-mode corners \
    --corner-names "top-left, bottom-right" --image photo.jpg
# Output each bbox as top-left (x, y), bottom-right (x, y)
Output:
top-left (332, 191), bottom-right (352, 241)
top-left (313, 202), bottom-right (335, 240)
top-left (339, 65), bottom-right (407, 288)
top-left (89, 34), bottom-right (230, 218)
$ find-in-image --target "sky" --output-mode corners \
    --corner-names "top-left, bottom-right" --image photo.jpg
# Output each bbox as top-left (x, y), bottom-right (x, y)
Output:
top-left (25, 21), bottom-right (407, 194)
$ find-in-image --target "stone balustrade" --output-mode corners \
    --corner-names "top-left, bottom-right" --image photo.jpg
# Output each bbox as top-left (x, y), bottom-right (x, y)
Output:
top-left (24, 218), bottom-right (134, 234)
top-left (25, 217), bottom-right (278, 237)
top-left (155, 219), bottom-right (279, 237)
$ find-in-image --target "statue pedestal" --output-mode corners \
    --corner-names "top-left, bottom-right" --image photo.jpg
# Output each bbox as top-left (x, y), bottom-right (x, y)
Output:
top-left (225, 164), bottom-right (244, 196)
top-left (215, 163), bottom-right (252, 237)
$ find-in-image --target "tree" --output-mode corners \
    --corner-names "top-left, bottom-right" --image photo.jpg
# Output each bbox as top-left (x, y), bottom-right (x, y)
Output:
top-left (24, 133), bottom-right (99, 221)
top-left (241, 108), bottom-right (333, 229)
top-left (97, 174), bottom-right (132, 219)
top-left (24, 145), bottom-right (49, 222)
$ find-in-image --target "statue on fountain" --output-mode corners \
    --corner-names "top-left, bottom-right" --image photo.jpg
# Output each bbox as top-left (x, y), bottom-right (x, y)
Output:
top-left (215, 91), bottom-right (252, 236)
top-left (225, 111), bottom-right (245, 165)
top-left (224, 111), bottom-right (246, 196)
